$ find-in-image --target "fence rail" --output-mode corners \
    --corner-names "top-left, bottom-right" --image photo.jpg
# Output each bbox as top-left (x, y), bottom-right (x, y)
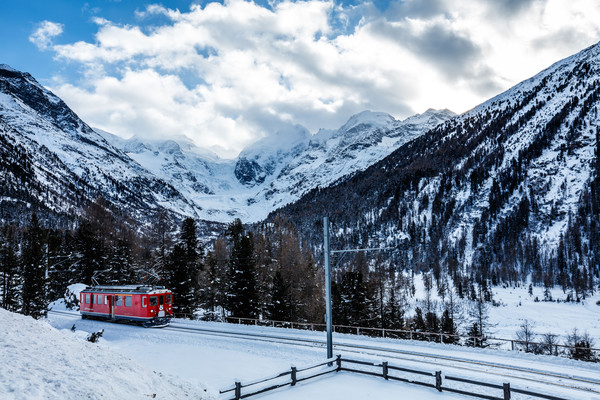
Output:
top-left (219, 357), bottom-right (339, 400)
top-left (220, 355), bottom-right (568, 400)
top-left (175, 313), bottom-right (600, 357)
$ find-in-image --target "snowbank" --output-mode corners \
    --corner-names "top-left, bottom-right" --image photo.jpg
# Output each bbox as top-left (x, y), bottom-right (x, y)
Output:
top-left (0, 308), bottom-right (211, 400)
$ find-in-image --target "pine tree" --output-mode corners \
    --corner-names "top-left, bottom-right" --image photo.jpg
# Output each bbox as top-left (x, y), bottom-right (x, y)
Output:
top-left (21, 214), bottom-right (48, 319)
top-left (200, 237), bottom-right (228, 319)
top-left (226, 219), bottom-right (258, 318)
top-left (413, 307), bottom-right (427, 341)
top-left (0, 224), bottom-right (21, 312)
top-left (167, 218), bottom-right (203, 317)
top-left (440, 308), bottom-right (459, 344)
top-left (268, 269), bottom-right (292, 321)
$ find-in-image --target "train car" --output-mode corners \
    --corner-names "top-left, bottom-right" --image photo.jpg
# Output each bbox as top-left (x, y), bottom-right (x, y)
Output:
top-left (80, 285), bottom-right (173, 327)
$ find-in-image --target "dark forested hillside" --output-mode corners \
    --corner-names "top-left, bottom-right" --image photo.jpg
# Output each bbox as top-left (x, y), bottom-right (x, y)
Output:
top-left (271, 42), bottom-right (600, 296)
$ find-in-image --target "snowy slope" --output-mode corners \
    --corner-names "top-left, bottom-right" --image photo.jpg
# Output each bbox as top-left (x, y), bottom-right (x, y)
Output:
top-left (0, 65), bottom-right (200, 224)
top-left (98, 108), bottom-right (454, 222)
top-left (0, 308), bottom-right (210, 400)
top-left (274, 40), bottom-right (600, 270)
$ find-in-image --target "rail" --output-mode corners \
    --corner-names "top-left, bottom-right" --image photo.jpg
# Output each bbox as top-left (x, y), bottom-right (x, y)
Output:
top-left (174, 314), bottom-right (600, 357)
top-left (220, 355), bottom-right (568, 400)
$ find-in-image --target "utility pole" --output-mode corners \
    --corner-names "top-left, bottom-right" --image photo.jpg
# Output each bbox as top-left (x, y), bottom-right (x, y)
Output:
top-left (323, 216), bottom-right (333, 359)
top-left (323, 216), bottom-right (395, 360)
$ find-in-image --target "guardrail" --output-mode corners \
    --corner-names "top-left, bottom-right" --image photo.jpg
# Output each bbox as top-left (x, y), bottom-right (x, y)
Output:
top-left (219, 355), bottom-right (568, 400)
top-left (174, 313), bottom-right (599, 358)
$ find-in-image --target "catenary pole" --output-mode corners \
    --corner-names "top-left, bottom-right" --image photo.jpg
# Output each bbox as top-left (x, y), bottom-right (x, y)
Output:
top-left (323, 216), bottom-right (333, 359)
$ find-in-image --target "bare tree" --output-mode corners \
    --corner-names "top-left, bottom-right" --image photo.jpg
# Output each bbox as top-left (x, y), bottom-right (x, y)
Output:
top-left (515, 320), bottom-right (537, 353)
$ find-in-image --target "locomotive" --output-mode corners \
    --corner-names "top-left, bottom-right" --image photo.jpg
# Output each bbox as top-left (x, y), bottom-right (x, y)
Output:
top-left (79, 284), bottom-right (174, 327)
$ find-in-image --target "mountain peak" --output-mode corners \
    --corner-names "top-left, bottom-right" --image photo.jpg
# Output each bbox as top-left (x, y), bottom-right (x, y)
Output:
top-left (0, 64), bottom-right (19, 73)
top-left (340, 110), bottom-right (396, 133)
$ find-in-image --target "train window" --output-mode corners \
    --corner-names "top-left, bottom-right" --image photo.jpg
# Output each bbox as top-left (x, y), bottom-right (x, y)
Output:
top-left (159, 295), bottom-right (164, 306)
top-left (97, 295), bottom-right (102, 304)
top-left (125, 296), bottom-right (132, 307)
top-left (149, 296), bottom-right (157, 306)
top-left (116, 296), bottom-right (123, 306)
top-left (105, 296), bottom-right (108, 305)
top-left (85, 294), bottom-right (90, 304)
top-left (142, 296), bottom-right (147, 307)
top-left (165, 294), bottom-right (171, 304)
top-left (91, 295), bottom-right (95, 304)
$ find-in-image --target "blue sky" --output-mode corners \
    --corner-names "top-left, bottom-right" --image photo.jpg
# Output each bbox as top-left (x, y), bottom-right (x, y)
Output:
top-left (3, 0), bottom-right (600, 157)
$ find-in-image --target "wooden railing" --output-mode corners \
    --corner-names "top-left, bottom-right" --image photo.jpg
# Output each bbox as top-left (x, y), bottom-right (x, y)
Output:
top-left (219, 357), bottom-right (339, 399)
top-left (187, 315), bottom-right (598, 357)
top-left (219, 355), bottom-right (568, 400)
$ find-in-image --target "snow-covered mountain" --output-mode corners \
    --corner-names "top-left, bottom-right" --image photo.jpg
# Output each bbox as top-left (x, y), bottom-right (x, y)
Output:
top-left (274, 41), bottom-right (600, 284)
top-left (0, 64), bottom-right (205, 227)
top-left (97, 109), bottom-right (454, 223)
top-left (0, 63), bottom-right (453, 225)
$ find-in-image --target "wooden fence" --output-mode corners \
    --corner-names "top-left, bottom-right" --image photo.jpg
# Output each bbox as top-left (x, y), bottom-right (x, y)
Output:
top-left (220, 355), bottom-right (568, 400)
top-left (198, 315), bottom-right (598, 358)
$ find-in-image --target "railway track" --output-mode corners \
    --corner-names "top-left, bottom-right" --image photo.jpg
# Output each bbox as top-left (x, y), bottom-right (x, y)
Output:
top-left (49, 310), bottom-right (600, 397)
top-left (163, 323), bottom-right (600, 397)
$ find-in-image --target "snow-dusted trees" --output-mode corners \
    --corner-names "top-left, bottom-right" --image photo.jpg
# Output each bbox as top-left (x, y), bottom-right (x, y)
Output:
top-left (166, 217), bottom-right (203, 317)
top-left (226, 219), bottom-right (258, 318)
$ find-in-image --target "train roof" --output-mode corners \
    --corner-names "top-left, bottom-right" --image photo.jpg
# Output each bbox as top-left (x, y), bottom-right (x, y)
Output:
top-left (81, 285), bottom-right (171, 294)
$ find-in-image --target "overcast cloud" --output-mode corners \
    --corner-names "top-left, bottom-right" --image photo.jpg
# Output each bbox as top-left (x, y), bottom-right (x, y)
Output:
top-left (42, 0), bottom-right (600, 158)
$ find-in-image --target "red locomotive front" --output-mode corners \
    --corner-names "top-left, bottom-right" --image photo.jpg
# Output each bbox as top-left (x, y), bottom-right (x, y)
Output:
top-left (80, 285), bottom-right (173, 327)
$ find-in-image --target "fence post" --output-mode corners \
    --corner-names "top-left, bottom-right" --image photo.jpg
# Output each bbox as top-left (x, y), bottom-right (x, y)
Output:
top-left (511, 340), bottom-right (514, 351)
top-left (234, 381), bottom-right (241, 400)
top-left (435, 371), bottom-right (442, 392)
top-left (410, 330), bottom-right (413, 340)
top-left (382, 329), bottom-right (386, 338)
top-left (336, 354), bottom-right (342, 371)
top-left (554, 345), bottom-right (558, 356)
top-left (291, 366), bottom-right (297, 386)
top-left (382, 362), bottom-right (388, 380)
top-left (357, 327), bottom-right (360, 335)
top-left (503, 383), bottom-right (511, 400)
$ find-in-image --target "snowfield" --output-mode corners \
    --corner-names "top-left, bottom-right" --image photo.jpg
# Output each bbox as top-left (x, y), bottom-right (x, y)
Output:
top-left (3, 303), bottom-right (600, 400)
top-left (0, 308), bottom-right (211, 400)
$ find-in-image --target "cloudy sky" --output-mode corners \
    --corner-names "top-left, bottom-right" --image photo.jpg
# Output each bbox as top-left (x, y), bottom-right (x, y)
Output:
top-left (3, 0), bottom-right (600, 158)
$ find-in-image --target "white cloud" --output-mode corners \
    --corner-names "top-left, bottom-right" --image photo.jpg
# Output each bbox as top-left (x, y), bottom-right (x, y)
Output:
top-left (29, 21), bottom-right (64, 50)
top-left (45, 0), bottom-right (600, 158)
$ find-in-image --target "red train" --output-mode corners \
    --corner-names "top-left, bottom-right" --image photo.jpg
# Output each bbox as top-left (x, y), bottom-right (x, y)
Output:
top-left (80, 285), bottom-right (173, 327)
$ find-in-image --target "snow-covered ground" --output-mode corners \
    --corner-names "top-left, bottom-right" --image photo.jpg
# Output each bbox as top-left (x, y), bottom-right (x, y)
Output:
top-left (3, 302), bottom-right (600, 400)
top-left (407, 275), bottom-right (600, 344)
top-left (0, 308), bottom-right (209, 400)
top-left (3, 279), bottom-right (599, 400)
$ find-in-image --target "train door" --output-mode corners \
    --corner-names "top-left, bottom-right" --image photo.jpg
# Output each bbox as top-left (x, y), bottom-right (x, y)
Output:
top-left (107, 295), bottom-right (115, 320)
top-left (158, 295), bottom-right (165, 317)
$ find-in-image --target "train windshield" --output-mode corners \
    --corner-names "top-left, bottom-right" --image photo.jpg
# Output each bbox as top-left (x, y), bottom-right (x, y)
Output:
top-left (159, 295), bottom-right (164, 306)
top-left (149, 296), bottom-right (157, 306)
top-left (165, 294), bottom-right (171, 304)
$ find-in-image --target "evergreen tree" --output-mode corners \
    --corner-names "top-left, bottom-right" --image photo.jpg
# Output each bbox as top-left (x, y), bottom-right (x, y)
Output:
top-left (46, 229), bottom-right (75, 302)
top-left (267, 269), bottom-right (293, 321)
top-left (226, 219), bottom-right (258, 318)
top-left (0, 224), bottom-right (21, 311)
top-left (200, 237), bottom-right (228, 319)
top-left (167, 218), bottom-right (203, 317)
top-left (466, 322), bottom-right (486, 347)
top-left (440, 308), bottom-right (459, 344)
top-left (21, 214), bottom-right (48, 318)
top-left (412, 307), bottom-right (427, 340)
